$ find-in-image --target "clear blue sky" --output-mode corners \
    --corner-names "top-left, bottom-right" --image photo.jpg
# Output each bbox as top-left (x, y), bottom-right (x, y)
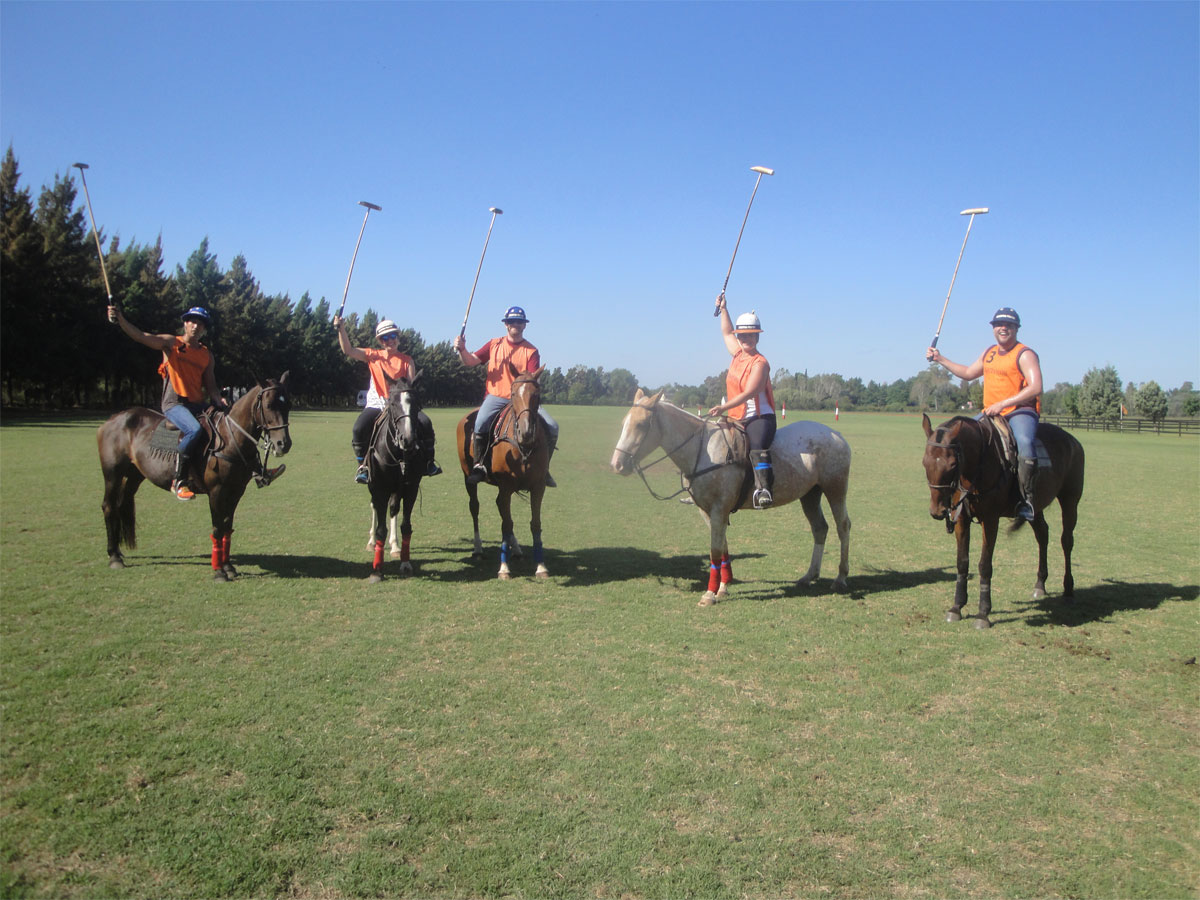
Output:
top-left (3, 1), bottom-right (1196, 392)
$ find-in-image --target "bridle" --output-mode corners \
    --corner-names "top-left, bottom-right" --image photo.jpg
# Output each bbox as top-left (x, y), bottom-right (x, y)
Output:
top-left (214, 382), bottom-right (290, 476)
top-left (924, 418), bottom-right (1005, 524)
top-left (505, 376), bottom-right (543, 462)
top-left (617, 403), bottom-right (741, 502)
top-left (375, 384), bottom-right (422, 471)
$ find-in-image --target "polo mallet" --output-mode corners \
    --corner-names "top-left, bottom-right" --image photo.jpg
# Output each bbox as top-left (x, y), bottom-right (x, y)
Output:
top-left (459, 207), bottom-right (503, 338)
top-left (714, 165), bottom-right (775, 316)
top-left (930, 207), bottom-right (989, 348)
top-left (337, 200), bottom-right (382, 319)
top-left (73, 163), bottom-right (114, 310)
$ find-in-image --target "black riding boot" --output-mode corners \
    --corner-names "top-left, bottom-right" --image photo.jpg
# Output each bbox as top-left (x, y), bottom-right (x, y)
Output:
top-left (466, 433), bottom-right (489, 485)
top-left (752, 450), bottom-right (774, 509)
top-left (173, 451), bottom-right (195, 501)
top-left (1016, 456), bottom-right (1038, 522)
top-left (423, 440), bottom-right (442, 476)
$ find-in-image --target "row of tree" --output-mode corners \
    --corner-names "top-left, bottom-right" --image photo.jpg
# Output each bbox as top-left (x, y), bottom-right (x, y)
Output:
top-left (2, 147), bottom-right (1196, 419)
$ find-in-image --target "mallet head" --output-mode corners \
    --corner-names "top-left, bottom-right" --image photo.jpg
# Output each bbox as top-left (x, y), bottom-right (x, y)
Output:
top-left (751, 166), bottom-right (775, 176)
top-left (358, 201), bottom-right (382, 211)
top-left (72, 162), bottom-right (89, 170)
top-left (489, 207), bottom-right (503, 215)
top-left (960, 207), bottom-right (988, 215)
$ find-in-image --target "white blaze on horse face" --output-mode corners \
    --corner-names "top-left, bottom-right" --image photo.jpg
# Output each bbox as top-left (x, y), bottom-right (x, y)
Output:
top-left (611, 407), bottom-right (653, 474)
top-left (398, 390), bottom-right (415, 444)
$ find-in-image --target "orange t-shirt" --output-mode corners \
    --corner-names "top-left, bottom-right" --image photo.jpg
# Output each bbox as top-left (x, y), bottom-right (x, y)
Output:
top-left (982, 342), bottom-right (1040, 414)
top-left (158, 337), bottom-right (212, 403)
top-left (362, 348), bottom-right (415, 399)
top-left (474, 337), bottom-right (540, 398)
top-left (725, 350), bottom-right (775, 419)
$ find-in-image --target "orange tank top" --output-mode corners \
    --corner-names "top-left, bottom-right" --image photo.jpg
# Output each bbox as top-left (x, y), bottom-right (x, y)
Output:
top-left (476, 337), bottom-right (540, 398)
top-left (725, 350), bottom-right (775, 419)
top-left (158, 337), bottom-right (211, 402)
top-left (982, 342), bottom-right (1040, 415)
top-left (363, 348), bottom-right (414, 400)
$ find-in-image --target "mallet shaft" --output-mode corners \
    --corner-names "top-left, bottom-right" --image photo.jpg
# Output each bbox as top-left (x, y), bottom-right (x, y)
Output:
top-left (715, 165), bottom-right (775, 316)
top-left (460, 207), bottom-right (503, 337)
top-left (337, 201), bottom-right (381, 319)
top-left (73, 163), bottom-right (113, 305)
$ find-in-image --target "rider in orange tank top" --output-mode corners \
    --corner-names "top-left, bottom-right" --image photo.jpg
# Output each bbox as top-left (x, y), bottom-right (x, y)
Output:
top-left (709, 293), bottom-right (777, 509)
top-left (926, 307), bottom-right (1043, 522)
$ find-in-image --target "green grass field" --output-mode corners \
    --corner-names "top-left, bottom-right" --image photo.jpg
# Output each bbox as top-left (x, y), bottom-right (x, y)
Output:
top-left (2, 406), bottom-right (1197, 898)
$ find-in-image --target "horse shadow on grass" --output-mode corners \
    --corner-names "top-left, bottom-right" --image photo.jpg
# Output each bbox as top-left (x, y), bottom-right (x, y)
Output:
top-left (990, 579), bottom-right (1199, 628)
top-left (728, 565), bottom-right (955, 603)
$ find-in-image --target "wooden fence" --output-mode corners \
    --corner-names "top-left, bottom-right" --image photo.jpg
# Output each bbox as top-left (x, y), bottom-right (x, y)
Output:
top-left (1041, 415), bottom-right (1200, 436)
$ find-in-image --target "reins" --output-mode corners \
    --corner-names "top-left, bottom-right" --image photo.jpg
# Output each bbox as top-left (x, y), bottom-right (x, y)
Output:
top-left (924, 417), bottom-right (1009, 523)
top-left (621, 407), bottom-right (743, 502)
top-left (213, 383), bottom-right (288, 476)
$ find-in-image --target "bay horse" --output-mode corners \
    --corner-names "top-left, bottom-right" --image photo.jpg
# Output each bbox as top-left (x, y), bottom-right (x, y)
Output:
top-left (611, 389), bottom-right (852, 606)
top-left (365, 376), bottom-right (428, 582)
top-left (454, 365), bottom-right (550, 580)
top-left (98, 373), bottom-right (292, 580)
top-left (921, 413), bottom-right (1085, 628)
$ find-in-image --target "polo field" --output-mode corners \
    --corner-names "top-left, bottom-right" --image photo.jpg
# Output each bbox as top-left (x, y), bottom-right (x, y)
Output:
top-left (2, 406), bottom-right (1196, 898)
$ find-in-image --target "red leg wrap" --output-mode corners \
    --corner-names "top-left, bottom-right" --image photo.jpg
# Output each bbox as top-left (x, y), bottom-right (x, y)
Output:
top-left (211, 535), bottom-right (221, 570)
top-left (221, 534), bottom-right (232, 566)
top-left (720, 555), bottom-right (732, 584)
top-left (707, 559), bottom-right (721, 593)
top-left (373, 540), bottom-right (384, 570)
top-left (401, 535), bottom-right (411, 563)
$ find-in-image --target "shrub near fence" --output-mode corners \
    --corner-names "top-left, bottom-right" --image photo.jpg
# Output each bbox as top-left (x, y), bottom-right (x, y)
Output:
top-left (1041, 414), bottom-right (1200, 436)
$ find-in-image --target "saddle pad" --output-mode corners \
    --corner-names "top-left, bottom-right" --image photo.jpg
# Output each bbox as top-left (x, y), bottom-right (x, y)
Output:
top-left (149, 420), bottom-right (182, 454)
top-left (1033, 439), bottom-right (1053, 468)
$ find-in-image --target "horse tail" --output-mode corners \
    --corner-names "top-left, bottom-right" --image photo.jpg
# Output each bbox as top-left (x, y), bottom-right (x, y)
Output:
top-left (118, 488), bottom-right (138, 549)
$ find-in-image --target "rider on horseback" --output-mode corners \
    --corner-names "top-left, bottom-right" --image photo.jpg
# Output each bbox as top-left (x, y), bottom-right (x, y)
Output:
top-left (108, 304), bottom-right (284, 500)
top-left (709, 294), bottom-right (777, 509)
top-left (334, 316), bottom-right (441, 483)
top-left (452, 305), bottom-right (559, 486)
top-left (926, 307), bottom-right (1044, 522)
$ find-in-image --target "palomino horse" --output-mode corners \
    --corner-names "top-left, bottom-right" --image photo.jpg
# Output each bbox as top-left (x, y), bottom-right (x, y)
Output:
top-left (365, 377), bottom-right (429, 582)
top-left (611, 389), bottom-right (852, 606)
top-left (98, 373), bottom-right (292, 580)
top-left (921, 413), bottom-right (1085, 629)
top-left (454, 365), bottom-right (550, 580)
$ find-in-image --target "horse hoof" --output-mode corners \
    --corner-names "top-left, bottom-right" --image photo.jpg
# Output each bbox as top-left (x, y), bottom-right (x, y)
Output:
top-left (212, 570), bottom-right (228, 583)
top-left (973, 617), bottom-right (993, 630)
top-left (222, 566), bottom-right (238, 580)
top-left (946, 610), bottom-right (962, 623)
top-left (368, 572), bottom-right (383, 584)
top-left (498, 571), bottom-right (511, 581)
top-left (109, 558), bottom-right (125, 570)
top-left (366, 541), bottom-right (375, 552)
top-left (833, 579), bottom-right (849, 594)
top-left (398, 562), bottom-right (413, 577)
top-left (535, 566), bottom-right (549, 579)
top-left (698, 592), bottom-right (718, 607)
top-left (1031, 587), bottom-right (1047, 600)
top-left (390, 549), bottom-right (402, 560)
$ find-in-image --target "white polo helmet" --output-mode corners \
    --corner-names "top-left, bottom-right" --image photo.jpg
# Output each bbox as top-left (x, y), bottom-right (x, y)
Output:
top-left (734, 311), bottom-right (762, 334)
top-left (376, 319), bottom-right (400, 339)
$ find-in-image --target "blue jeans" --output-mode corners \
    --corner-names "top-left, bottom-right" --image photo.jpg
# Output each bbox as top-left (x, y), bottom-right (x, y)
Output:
top-left (164, 403), bottom-right (205, 456)
top-left (979, 408), bottom-right (1038, 458)
top-left (474, 394), bottom-right (559, 445)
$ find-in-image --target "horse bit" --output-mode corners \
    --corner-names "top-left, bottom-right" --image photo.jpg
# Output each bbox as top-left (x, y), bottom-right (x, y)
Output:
top-left (214, 384), bottom-right (289, 484)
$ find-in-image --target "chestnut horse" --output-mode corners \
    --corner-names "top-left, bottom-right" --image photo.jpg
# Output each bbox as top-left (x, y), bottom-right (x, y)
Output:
top-left (921, 413), bottom-right (1085, 628)
top-left (454, 365), bottom-right (550, 580)
top-left (97, 373), bottom-right (292, 580)
top-left (365, 376), bottom-right (428, 582)
top-left (611, 389), bottom-right (852, 606)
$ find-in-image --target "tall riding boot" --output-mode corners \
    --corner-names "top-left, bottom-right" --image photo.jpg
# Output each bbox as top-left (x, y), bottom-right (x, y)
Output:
top-left (1016, 456), bottom-right (1038, 522)
top-left (423, 439), bottom-right (442, 476)
top-left (352, 444), bottom-right (368, 484)
top-left (173, 451), bottom-right (195, 501)
top-left (752, 450), bottom-right (774, 509)
top-left (466, 433), bottom-right (489, 485)
top-left (544, 433), bottom-right (558, 488)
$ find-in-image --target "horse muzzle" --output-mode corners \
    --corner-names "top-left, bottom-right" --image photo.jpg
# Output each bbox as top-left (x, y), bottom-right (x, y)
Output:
top-left (611, 448), bottom-right (634, 475)
top-left (273, 432), bottom-right (293, 456)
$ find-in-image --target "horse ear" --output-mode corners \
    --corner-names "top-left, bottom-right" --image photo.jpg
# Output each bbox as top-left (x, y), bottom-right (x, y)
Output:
top-left (648, 390), bottom-right (664, 406)
top-left (922, 413), bottom-right (933, 437)
top-left (279, 371), bottom-right (290, 386)
top-left (634, 388), bottom-right (646, 403)
top-left (411, 367), bottom-right (421, 384)
top-left (507, 360), bottom-right (520, 380)
top-left (531, 365), bottom-right (545, 381)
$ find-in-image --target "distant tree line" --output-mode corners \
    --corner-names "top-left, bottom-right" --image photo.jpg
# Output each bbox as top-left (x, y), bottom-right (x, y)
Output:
top-left (2, 147), bottom-right (1196, 419)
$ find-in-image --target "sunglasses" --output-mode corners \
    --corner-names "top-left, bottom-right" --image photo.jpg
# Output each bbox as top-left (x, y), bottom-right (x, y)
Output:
top-left (379, 333), bottom-right (399, 342)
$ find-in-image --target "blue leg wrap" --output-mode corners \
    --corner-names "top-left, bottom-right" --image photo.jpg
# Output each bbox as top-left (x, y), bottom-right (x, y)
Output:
top-left (533, 530), bottom-right (544, 564)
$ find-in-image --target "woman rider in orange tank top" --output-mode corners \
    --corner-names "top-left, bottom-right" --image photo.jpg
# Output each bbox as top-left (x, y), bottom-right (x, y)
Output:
top-left (709, 293), bottom-right (776, 510)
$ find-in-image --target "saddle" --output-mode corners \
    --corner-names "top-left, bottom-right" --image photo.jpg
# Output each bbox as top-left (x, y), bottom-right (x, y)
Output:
top-left (702, 419), bottom-right (757, 514)
top-left (987, 415), bottom-right (1053, 471)
top-left (464, 403), bottom-right (520, 463)
top-left (149, 413), bottom-right (218, 460)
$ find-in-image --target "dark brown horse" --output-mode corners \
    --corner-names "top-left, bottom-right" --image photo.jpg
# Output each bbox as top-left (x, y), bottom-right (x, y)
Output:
top-left (455, 365), bottom-right (550, 580)
top-left (366, 376), bottom-right (428, 582)
top-left (921, 413), bottom-right (1085, 628)
top-left (98, 373), bottom-right (292, 580)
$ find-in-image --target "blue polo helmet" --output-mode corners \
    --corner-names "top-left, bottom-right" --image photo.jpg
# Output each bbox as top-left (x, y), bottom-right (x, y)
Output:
top-left (502, 305), bottom-right (528, 324)
top-left (989, 307), bottom-right (1020, 327)
top-left (182, 306), bottom-right (212, 327)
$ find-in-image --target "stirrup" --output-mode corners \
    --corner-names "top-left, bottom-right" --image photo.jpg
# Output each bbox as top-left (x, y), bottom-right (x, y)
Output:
top-left (355, 463), bottom-right (369, 485)
top-left (753, 488), bottom-right (774, 509)
top-left (466, 463), bottom-right (488, 485)
top-left (545, 471), bottom-right (557, 488)
top-left (1016, 500), bottom-right (1035, 522)
top-left (256, 464), bottom-right (286, 487)
top-left (426, 460), bottom-right (443, 477)
top-left (173, 479), bottom-right (195, 501)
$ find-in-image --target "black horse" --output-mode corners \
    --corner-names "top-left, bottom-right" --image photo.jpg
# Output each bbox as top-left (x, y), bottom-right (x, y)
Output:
top-left (366, 376), bottom-right (430, 582)
top-left (922, 413), bottom-right (1085, 628)
top-left (98, 373), bottom-right (292, 580)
